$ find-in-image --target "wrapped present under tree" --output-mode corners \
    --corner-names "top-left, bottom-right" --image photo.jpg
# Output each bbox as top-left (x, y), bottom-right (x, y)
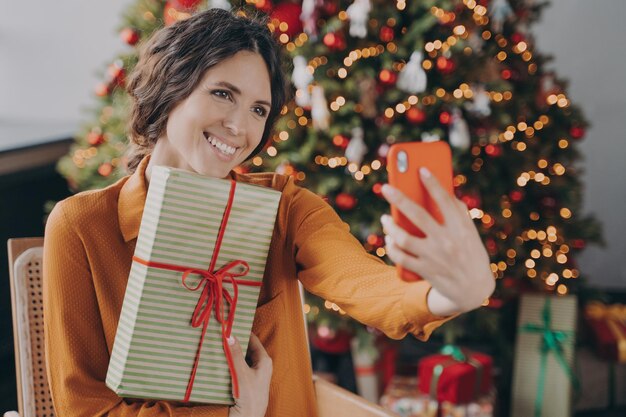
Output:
top-left (510, 294), bottom-right (578, 417)
top-left (584, 301), bottom-right (626, 363)
top-left (417, 346), bottom-right (493, 405)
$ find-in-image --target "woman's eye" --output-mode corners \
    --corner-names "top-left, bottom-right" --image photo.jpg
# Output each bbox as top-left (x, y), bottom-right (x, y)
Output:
top-left (212, 90), bottom-right (232, 100)
top-left (253, 106), bottom-right (268, 117)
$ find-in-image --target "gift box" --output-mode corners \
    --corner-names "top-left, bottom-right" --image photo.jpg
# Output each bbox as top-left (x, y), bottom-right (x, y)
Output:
top-left (380, 376), bottom-right (495, 417)
top-left (417, 348), bottom-right (493, 404)
top-left (584, 301), bottom-right (626, 363)
top-left (439, 388), bottom-right (495, 417)
top-left (510, 294), bottom-right (577, 417)
top-left (574, 347), bottom-right (626, 411)
top-left (380, 376), bottom-right (438, 417)
top-left (106, 166), bottom-right (281, 404)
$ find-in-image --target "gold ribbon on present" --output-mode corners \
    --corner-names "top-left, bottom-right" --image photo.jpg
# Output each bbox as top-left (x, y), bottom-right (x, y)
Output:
top-left (585, 301), bottom-right (626, 362)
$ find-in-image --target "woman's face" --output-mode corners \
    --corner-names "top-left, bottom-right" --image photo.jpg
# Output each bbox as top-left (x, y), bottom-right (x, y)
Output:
top-left (161, 51), bottom-right (272, 178)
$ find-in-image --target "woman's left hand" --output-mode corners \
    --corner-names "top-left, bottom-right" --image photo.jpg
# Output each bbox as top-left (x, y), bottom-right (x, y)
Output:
top-left (381, 167), bottom-right (495, 314)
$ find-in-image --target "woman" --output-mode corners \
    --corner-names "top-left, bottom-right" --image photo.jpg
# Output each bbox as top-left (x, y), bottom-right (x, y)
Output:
top-left (43, 7), bottom-right (495, 417)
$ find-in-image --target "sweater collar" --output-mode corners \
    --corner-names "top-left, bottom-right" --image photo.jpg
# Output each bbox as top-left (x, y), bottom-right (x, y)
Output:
top-left (118, 154), bottom-right (150, 242)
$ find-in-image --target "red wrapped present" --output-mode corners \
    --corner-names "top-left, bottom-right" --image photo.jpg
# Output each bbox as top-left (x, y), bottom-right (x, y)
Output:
top-left (417, 348), bottom-right (493, 404)
top-left (585, 302), bottom-right (626, 363)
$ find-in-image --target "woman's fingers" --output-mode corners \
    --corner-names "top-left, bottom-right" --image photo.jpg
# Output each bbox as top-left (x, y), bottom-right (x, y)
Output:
top-left (417, 168), bottom-right (463, 230)
top-left (381, 184), bottom-right (439, 236)
top-left (384, 235), bottom-right (441, 281)
top-left (381, 214), bottom-right (428, 256)
top-left (246, 333), bottom-right (272, 373)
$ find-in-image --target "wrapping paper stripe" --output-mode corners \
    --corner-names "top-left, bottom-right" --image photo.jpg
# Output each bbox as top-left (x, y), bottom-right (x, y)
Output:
top-left (106, 167), bottom-right (281, 404)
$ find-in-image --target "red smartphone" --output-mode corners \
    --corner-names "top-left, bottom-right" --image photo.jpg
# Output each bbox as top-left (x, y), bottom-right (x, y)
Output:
top-left (386, 141), bottom-right (454, 281)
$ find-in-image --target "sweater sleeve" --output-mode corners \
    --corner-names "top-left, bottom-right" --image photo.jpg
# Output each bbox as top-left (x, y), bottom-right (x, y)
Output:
top-left (287, 184), bottom-right (458, 341)
top-left (43, 202), bottom-right (228, 417)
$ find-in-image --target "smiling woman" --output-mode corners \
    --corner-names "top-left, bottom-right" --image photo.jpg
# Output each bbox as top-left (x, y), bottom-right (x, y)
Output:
top-left (42, 7), bottom-right (491, 417)
top-left (145, 51), bottom-right (273, 179)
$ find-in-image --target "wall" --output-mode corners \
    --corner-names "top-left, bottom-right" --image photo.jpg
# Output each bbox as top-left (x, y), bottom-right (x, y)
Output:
top-left (533, 0), bottom-right (626, 288)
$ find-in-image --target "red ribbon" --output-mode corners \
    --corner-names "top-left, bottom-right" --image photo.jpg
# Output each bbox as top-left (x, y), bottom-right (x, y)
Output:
top-left (132, 179), bottom-right (262, 402)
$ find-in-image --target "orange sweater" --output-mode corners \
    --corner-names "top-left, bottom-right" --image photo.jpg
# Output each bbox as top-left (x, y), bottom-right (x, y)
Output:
top-left (43, 154), bottom-right (454, 417)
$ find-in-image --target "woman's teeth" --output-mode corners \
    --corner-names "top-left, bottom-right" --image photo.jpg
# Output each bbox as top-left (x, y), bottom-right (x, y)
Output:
top-left (207, 136), bottom-right (237, 156)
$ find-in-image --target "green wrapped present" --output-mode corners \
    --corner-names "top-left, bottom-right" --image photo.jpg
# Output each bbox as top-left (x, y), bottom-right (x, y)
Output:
top-left (106, 166), bottom-right (281, 404)
top-left (511, 294), bottom-right (578, 417)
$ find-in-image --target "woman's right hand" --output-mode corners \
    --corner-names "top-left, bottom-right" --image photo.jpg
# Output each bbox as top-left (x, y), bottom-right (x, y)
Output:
top-left (228, 333), bottom-right (273, 417)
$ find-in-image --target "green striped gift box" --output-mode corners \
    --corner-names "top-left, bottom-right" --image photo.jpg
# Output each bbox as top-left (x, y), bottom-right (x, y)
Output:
top-left (106, 166), bottom-right (282, 404)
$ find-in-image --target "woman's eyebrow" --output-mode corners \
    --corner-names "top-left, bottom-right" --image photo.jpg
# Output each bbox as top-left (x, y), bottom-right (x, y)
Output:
top-left (214, 81), bottom-right (271, 107)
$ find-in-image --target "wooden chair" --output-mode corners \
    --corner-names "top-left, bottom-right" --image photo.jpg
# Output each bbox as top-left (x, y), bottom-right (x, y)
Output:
top-left (5, 237), bottom-right (397, 417)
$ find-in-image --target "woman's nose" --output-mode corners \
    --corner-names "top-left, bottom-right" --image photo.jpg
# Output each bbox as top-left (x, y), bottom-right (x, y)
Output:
top-left (222, 107), bottom-right (247, 136)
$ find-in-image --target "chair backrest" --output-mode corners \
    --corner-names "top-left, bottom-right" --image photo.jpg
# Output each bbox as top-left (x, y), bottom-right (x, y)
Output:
top-left (8, 237), bottom-right (55, 417)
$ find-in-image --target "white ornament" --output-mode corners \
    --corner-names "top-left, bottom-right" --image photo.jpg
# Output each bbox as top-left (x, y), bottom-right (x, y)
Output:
top-left (292, 56), bottom-right (314, 107)
top-left (300, 0), bottom-right (319, 39)
top-left (468, 31), bottom-right (485, 52)
top-left (449, 108), bottom-right (471, 150)
top-left (345, 126), bottom-right (368, 165)
top-left (490, 0), bottom-right (513, 32)
top-left (466, 84), bottom-right (491, 117)
top-left (208, 0), bottom-right (231, 10)
top-left (311, 85), bottom-right (330, 131)
top-left (421, 132), bottom-right (441, 143)
top-left (397, 51), bottom-right (428, 94)
top-left (346, 0), bottom-right (371, 39)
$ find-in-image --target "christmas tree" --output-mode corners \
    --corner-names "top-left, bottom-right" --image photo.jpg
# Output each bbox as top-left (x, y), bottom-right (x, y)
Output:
top-left (56, 0), bottom-right (602, 391)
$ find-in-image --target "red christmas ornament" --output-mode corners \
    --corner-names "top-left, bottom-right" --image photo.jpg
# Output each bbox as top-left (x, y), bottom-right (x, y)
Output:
top-left (511, 32), bottom-right (525, 44)
top-left (311, 327), bottom-right (352, 354)
top-left (485, 238), bottom-right (498, 256)
top-left (501, 69), bottom-right (512, 80)
top-left (335, 192), bottom-right (357, 210)
top-left (108, 64), bottom-right (125, 87)
top-left (367, 234), bottom-right (384, 248)
top-left (510, 190), bottom-right (524, 203)
top-left (95, 83), bottom-right (110, 97)
top-left (379, 26), bottom-right (394, 42)
top-left (372, 182), bottom-right (384, 197)
top-left (332, 134), bottom-right (350, 149)
top-left (87, 131), bottom-right (105, 146)
top-left (378, 69), bottom-right (397, 86)
top-left (502, 276), bottom-right (516, 288)
top-left (120, 28), bottom-right (139, 45)
top-left (485, 144), bottom-right (503, 157)
top-left (163, 1), bottom-right (191, 26)
top-left (406, 107), bottom-right (426, 124)
top-left (460, 193), bottom-right (481, 210)
top-left (486, 297), bottom-right (504, 309)
top-left (321, 0), bottom-right (339, 16)
top-left (172, 0), bottom-right (201, 9)
top-left (439, 111), bottom-right (452, 125)
top-left (572, 239), bottom-right (586, 249)
top-left (254, 0), bottom-right (273, 13)
top-left (98, 163), bottom-right (113, 177)
top-left (436, 56), bottom-right (456, 74)
top-left (323, 32), bottom-right (346, 51)
top-left (271, 2), bottom-right (303, 37)
top-left (570, 126), bottom-right (586, 139)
